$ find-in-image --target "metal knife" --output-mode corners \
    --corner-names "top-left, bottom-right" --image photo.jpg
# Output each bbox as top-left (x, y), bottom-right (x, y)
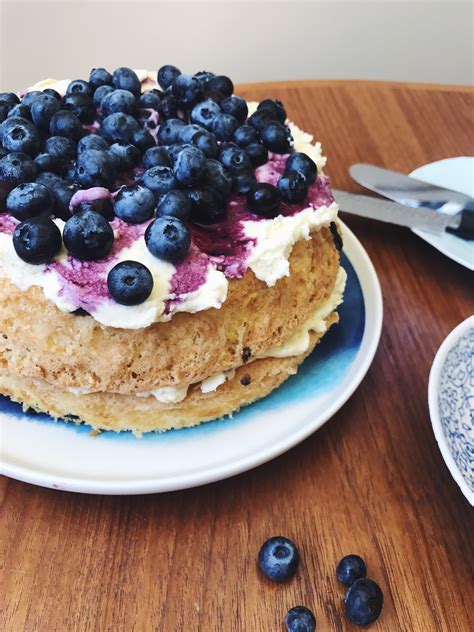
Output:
top-left (349, 163), bottom-right (474, 239)
top-left (332, 190), bottom-right (464, 234)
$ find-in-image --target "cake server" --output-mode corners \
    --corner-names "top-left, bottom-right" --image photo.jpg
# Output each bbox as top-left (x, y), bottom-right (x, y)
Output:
top-left (332, 190), bottom-right (465, 234)
top-left (349, 163), bottom-right (474, 238)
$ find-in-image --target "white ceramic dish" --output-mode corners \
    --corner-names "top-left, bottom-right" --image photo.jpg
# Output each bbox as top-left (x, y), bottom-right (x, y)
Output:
top-left (411, 157), bottom-right (474, 270)
top-left (428, 316), bottom-right (474, 506)
top-left (0, 222), bottom-right (382, 495)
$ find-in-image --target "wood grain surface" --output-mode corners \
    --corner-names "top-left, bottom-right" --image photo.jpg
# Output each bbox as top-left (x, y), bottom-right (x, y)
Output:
top-left (1, 80), bottom-right (473, 632)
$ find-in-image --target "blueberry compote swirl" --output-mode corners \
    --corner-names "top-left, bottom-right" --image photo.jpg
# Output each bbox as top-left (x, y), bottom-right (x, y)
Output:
top-left (0, 67), bottom-right (338, 328)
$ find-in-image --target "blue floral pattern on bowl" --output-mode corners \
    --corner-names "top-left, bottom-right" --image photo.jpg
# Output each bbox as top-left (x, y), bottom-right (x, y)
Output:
top-left (438, 327), bottom-right (474, 492)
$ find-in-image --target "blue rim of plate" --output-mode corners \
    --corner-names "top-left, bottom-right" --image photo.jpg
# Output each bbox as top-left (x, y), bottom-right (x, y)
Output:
top-left (0, 222), bottom-right (383, 494)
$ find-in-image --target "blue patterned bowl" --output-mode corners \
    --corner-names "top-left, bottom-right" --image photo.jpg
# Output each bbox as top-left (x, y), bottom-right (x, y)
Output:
top-left (429, 316), bottom-right (474, 505)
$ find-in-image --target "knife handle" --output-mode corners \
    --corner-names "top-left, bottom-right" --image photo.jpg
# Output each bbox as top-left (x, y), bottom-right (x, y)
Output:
top-left (447, 201), bottom-right (474, 240)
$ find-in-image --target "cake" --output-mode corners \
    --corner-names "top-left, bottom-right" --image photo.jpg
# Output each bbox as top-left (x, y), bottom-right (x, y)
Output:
top-left (0, 66), bottom-right (345, 434)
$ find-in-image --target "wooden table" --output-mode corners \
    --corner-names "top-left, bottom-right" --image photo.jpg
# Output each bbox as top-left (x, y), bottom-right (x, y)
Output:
top-left (1, 81), bottom-right (473, 632)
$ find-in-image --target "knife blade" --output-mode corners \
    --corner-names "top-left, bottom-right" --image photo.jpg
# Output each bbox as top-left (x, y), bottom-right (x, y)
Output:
top-left (349, 163), bottom-right (474, 238)
top-left (332, 189), bottom-right (461, 233)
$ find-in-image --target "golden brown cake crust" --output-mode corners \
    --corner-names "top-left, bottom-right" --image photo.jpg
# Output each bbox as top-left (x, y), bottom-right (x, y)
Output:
top-left (0, 319), bottom-right (337, 434)
top-left (0, 227), bottom-right (339, 394)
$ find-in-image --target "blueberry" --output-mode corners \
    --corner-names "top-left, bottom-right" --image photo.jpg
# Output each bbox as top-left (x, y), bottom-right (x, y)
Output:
top-left (49, 110), bottom-right (84, 141)
top-left (143, 146), bottom-right (172, 169)
top-left (67, 80), bottom-right (93, 97)
top-left (100, 113), bottom-right (139, 143)
top-left (248, 109), bottom-right (274, 131)
top-left (131, 128), bottom-right (155, 154)
top-left (179, 123), bottom-right (205, 144)
top-left (139, 91), bottom-right (161, 110)
top-left (220, 96), bottom-right (248, 124)
top-left (247, 183), bottom-right (281, 217)
top-left (101, 89), bottom-right (137, 116)
top-left (43, 88), bottom-right (62, 101)
top-left (94, 84), bottom-right (114, 107)
top-left (344, 578), bottom-right (383, 626)
top-left (2, 119), bottom-right (40, 157)
top-left (76, 149), bottom-right (117, 188)
top-left (157, 65), bottom-right (181, 90)
top-left (260, 121), bottom-right (293, 153)
top-left (257, 98), bottom-right (286, 123)
top-left (232, 171), bottom-right (256, 195)
top-left (174, 146), bottom-right (206, 186)
top-left (45, 136), bottom-right (77, 160)
top-left (187, 188), bottom-right (226, 224)
top-left (7, 182), bottom-right (53, 220)
top-left (0, 152), bottom-right (37, 185)
top-left (63, 209), bottom-right (114, 260)
top-left (30, 93), bottom-right (61, 130)
top-left (156, 189), bottom-right (191, 221)
top-left (190, 130), bottom-right (217, 159)
top-left (13, 216), bottom-right (62, 264)
top-left (78, 134), bottom-right (109, 154)
top-left (278, 171), bottom-right (308, 203)
top-left (112, 67), bottom-right (141, 96)
top-left (203, 159), bottom-right (232, 197)
top-left (172, 74), bottom-right (203, 106)
top-left (246, 143), bottom-right (268, 167)
top-left (212, 113), bottom-right (239, 141)
top-left (21, 91), bottom-right (42, 107)
top-left (158, 95), bottom-right (179, 120)
top-left (285, 152), bottom-right (317, 185)
top-left (219, 146), bottom-right (252, 174)
top-left (258, 536), bottom-right (299, 582)
top-left (75, 197), bottom-right (115, 221)
top-left (89, 67), bottom-right (113, 90)
top-left (0, 116), bottom-right (27, 141)
top-left (0, 92), bottom-right (20, 111)
top-left (157, 117), bottom-right (186, 145)
top-left (34, 153), bottom-right (62, 175)
top-left (285, 606), bottom-right (316, 632)
top-left (336, 555), bottom-right (367, 587)
top-left (145, 216), bottom-right (190, 262)
top-left (50, 181), bottom-right (81, 220)
top-left (190, 99), bottom-right (221, 130)
top-left (142, 165), bottom-right (177, 198)
top-left (36, 171), bottom-right (62, 190)
top-left (109, 142), bottom-right (141, 171)
top-left (193, 70), bottom-right (215, 87)
top-left (114, 184), bottom-right (155, 223)
top-left (205, 75), bottom-right (233, 102)
top-left (233, 125), bottom-right (259, 148)
top-left (107, 260), bottom-right (153, 305)
top-left (62, 93), bottom-right (96, 124)
top-left (8, 104), bottom-right (32, 120)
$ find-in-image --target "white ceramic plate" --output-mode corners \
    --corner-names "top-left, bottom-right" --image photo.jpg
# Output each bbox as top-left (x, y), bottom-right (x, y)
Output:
top-left (0, 222), bottom-right (382, 495)
top-left (411, 157), bottom-right (474, 270)
top-left (428, 316), bottom-right (474, 506)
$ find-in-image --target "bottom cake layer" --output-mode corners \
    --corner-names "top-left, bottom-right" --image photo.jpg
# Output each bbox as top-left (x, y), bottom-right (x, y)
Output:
top-left (0, 314), bottom-right (338, 434)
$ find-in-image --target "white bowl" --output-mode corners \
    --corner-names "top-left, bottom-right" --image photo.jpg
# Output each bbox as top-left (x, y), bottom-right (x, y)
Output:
top-left (428, 316), bottom-right (474, 505)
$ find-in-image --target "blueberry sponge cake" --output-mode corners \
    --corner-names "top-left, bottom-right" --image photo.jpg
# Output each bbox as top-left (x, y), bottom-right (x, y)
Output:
top-left (0, 66), bottom-right (345, 434)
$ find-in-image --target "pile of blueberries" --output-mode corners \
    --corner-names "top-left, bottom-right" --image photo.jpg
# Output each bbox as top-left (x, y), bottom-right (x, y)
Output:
top-left (0, 65), bottom-right (318, 306)
top-left (258, 536), bottom-right (384, 630)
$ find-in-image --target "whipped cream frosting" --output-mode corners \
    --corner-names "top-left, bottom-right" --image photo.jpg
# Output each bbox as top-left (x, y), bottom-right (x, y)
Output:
top-left (0, 75), bottom-right (339, 329)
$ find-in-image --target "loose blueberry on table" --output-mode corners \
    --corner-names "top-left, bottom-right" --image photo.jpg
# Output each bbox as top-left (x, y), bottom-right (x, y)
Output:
top-left (0, 64), bottom-right (324, 310)
top-left (336, 554), bottom-right (367, 587)
top-left (344, 577), bottom-right (384, 626)
top-left (285, 606), bottom-right (316, 632)
top-left (258, 536), bottom-right (299, 582)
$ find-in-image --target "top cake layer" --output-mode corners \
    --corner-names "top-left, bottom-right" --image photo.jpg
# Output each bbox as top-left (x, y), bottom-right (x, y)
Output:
top-left (0, 68), bottom-right (339, 329)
